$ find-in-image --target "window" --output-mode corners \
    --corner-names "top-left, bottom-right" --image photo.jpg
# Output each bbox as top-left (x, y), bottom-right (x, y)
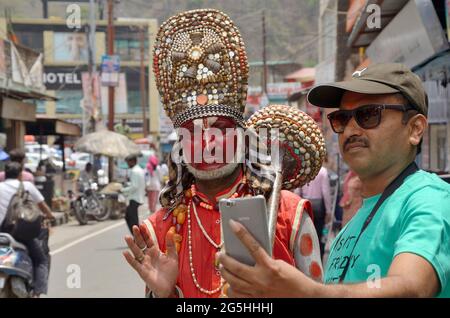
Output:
top-left (114, 29), bottom-right (148, 61)
top-left (56, 90), bottom-right (83, 114)
top-left (128, 90), bottom-right (143, 114)
top-left (15, 31), bottom-right (44, 53)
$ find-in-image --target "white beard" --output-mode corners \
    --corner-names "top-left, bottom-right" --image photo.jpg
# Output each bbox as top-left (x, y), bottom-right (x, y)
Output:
top-left (185, 162), bottom-right (239, 181)
top-left (182, 131), bottom-right (244, 181)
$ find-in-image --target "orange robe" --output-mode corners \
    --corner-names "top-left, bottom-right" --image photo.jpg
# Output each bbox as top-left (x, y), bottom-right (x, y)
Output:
top-left (142, 173), bottom-right (314, 298)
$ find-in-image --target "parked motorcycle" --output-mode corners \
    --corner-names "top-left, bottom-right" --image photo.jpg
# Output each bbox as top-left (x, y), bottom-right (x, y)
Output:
top-left (68, 179), bottom-right (110, 225)
top-left (99, 182), bottom-right (127, 220)
top-left (0, 233), bottom-right (33, 298)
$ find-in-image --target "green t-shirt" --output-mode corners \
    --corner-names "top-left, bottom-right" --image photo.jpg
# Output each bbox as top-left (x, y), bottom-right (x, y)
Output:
top-left (324, 170), bottom-right (450, 298)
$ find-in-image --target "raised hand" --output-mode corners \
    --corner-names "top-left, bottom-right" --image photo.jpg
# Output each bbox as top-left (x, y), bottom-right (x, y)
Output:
top-left (123, 224), bottom-right (179, 298)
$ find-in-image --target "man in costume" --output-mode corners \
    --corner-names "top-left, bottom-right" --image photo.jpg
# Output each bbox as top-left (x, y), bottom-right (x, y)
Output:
top-left (123, 9), bottom-right (326, 298)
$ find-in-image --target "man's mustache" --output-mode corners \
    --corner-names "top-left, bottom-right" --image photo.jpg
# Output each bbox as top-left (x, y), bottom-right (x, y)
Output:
top-left (344, 136), bottom-right (369, 151)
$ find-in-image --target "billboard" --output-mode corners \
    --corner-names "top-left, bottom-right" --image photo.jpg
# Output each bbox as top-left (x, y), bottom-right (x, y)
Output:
top-left (54, 32), bottom-right (88, 62)
top-left (101, 54), bottom-right (120, 87)
top-left (100, 73), bottom-right (128, 114)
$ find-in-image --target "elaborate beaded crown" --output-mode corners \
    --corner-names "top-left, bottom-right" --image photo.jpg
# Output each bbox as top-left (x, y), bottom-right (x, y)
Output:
top-left (153, 9), bottom-right (249, 128)
top-left (247, 105), bottom-right (327, 190)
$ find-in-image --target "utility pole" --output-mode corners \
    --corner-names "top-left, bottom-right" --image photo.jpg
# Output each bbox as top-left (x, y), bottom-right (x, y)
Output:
top-left (87, 0), bottom-right (97, 133)
top-left (42, 0), bottom-right (48, 18)
top-left (140, 26), bottom-right (148, 138)
top-left (107, 0), bottom-right (115, 181)
top-left (262, 10), bottom-right (268, 94)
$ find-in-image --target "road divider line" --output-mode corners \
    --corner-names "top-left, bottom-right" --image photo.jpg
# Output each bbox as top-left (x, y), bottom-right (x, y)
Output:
top-left (50, 220), bottom-right (126, 256)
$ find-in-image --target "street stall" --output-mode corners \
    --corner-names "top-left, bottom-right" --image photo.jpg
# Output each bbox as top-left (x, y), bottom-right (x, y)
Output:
top-left (74, 129), bottom-right (142, 219)
top-left (25, 115), bottom-right (81, 208)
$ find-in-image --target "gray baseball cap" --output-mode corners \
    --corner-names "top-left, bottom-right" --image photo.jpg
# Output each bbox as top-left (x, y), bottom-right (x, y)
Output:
top-left (307, 63), bottom-right (428, 116)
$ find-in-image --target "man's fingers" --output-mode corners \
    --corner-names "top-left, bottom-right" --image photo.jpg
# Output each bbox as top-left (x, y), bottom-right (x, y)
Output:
top-left (132, 225), bottom-right (146, 249)
top-left (139, 223), bottom-right (156, 251)
top-left (229, 219), bottom-right (271, 264)
top-left (219, 266), bottom-right (253, 296)
top-left (123, 251), bottom-right (142, 273)
top-left (217, 251), bottom-right (253, 282)
top-left (227, 286), bottom-right (252, 298)
top-left (125, 235), bottom-right (145, 259)
top-left (165, 231), bottom-right (178, 259)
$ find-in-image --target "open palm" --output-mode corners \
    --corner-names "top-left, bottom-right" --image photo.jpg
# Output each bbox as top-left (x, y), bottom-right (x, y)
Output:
top-left (124, 225), bottom-right (179, 298)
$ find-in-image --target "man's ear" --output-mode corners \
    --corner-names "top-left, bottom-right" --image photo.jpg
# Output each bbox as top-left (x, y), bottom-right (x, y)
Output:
top-left (409, 114), bottom-right (427, 147)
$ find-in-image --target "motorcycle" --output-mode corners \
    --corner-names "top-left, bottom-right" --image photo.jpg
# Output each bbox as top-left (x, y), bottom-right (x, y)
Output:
top-left (68, 179), bottom-right (110, 225)
top-left (0, 233), bottom-right (33, 298)
top-left (98, 181), bottom-right (127, 220)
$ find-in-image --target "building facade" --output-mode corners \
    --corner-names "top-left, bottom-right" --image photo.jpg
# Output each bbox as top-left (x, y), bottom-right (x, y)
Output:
top-left (0, 16), bottom-right (160, 141)
top-left (346, 0), bottom-right (450, 173)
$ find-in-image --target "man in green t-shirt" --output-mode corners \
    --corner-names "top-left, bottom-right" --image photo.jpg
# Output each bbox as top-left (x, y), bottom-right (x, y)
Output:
top-left (115, 118), bottom-right (131, 137)
top-left (218, 63), bottom-right (450, 298)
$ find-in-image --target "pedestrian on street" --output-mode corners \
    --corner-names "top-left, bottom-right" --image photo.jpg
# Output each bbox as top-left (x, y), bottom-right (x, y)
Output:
top-left (79, 162), bottom-right (95, 184)
top-left (145, 154), bottom-right (161, 214)
top-left (121, 155), bottom-right (145, 233)
top-left (0, 162), bottom-right (55, 297)
top-left (218, 63), bottom-right (450, 298)
top-left (0, 148), bottom-right (35, 183)
top-left (339, 170), bottom-right (363, 227)
top-left (114, 119), bottom-right (131, 137)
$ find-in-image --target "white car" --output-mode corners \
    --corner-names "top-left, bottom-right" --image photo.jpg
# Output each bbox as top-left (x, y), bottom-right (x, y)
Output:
top-left (24, 153), bottom-right (47, 173)
top-left (25, 144), bottom-right (51, 156)
top-left (66, 152), bottom-right (91, 171)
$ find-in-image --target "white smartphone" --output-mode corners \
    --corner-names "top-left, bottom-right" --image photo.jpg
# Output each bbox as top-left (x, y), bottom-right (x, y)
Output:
top-left (219, 195), bottom-right (271, 266)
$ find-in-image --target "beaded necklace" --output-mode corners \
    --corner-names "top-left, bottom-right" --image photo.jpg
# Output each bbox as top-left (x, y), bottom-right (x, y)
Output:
top-left (167, 175), bottom-right (249, 295)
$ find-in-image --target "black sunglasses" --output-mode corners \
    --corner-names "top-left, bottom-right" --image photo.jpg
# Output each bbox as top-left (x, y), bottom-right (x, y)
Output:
top-left (327, 104), bottom-right (414, 134)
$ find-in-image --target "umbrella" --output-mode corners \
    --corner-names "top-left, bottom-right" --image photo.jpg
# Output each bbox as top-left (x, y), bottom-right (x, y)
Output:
top-left (74, 130), bottom-right (141, 158)
top-left (0, 149), bottom-right (9, 161)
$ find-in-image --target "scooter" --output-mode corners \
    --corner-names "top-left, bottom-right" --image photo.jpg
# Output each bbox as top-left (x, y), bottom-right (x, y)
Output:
top-left (0, 233), bottom-right (33, 298)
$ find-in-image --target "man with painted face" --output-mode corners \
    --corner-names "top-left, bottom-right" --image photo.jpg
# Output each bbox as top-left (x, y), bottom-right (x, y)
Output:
top-left (122, 9), bottom-right (324, 298)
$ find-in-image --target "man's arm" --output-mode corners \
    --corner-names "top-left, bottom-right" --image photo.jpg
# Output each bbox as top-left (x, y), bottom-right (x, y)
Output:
top-left (122, 169), bottom-right (137, 195)
top-left (37, 201), bottom-right (55, 221)
top-left (26, 182), bottom-right (54, 220)
top-left (218, 220), bottom-right (440, 298)
top-left (314, 253), bottom-right (439, 297)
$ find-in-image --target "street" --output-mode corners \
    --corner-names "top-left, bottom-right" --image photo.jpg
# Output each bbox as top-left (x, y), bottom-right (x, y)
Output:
top-left (0, 0), bottom-right (449, 300)
top-left (45, 208), bottom-right (150, 298)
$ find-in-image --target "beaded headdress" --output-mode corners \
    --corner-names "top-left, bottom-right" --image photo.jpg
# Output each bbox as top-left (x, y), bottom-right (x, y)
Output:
top-left (247, 105), bottom-right (327, 190)
top-left (153, 9), bottom-right (249, 128)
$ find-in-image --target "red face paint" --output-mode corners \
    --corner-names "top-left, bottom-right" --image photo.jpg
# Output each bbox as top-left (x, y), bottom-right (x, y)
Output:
top-left (180, 116), bottom-right (239, 171)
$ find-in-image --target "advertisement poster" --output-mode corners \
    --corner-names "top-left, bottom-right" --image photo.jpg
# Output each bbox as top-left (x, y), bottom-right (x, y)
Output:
top-left (54, 32), bottom-right (88, 62)
top-left (100, 73), bottom-right (127, 114)
top-left (101, 54), bottom-right (120, 86)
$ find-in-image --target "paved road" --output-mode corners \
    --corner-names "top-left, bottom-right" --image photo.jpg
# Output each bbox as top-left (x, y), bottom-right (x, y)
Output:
top-left (45, 208), bottom-right (150, 298)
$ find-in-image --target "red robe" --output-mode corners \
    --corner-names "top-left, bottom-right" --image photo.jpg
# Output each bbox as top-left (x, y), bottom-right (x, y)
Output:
top-left (142, 172), bottom-right (313, 298)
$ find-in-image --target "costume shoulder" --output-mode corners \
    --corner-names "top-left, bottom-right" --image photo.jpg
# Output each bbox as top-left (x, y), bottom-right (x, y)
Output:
top-left (278, 190), bottom-right (313, 221)
top-left (276, 190), bottom-right (313, 254)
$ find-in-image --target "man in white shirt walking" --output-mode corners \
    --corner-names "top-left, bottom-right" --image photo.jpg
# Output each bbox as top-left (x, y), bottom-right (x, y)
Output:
top-left (121, 155), bottom-right (145, 233)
